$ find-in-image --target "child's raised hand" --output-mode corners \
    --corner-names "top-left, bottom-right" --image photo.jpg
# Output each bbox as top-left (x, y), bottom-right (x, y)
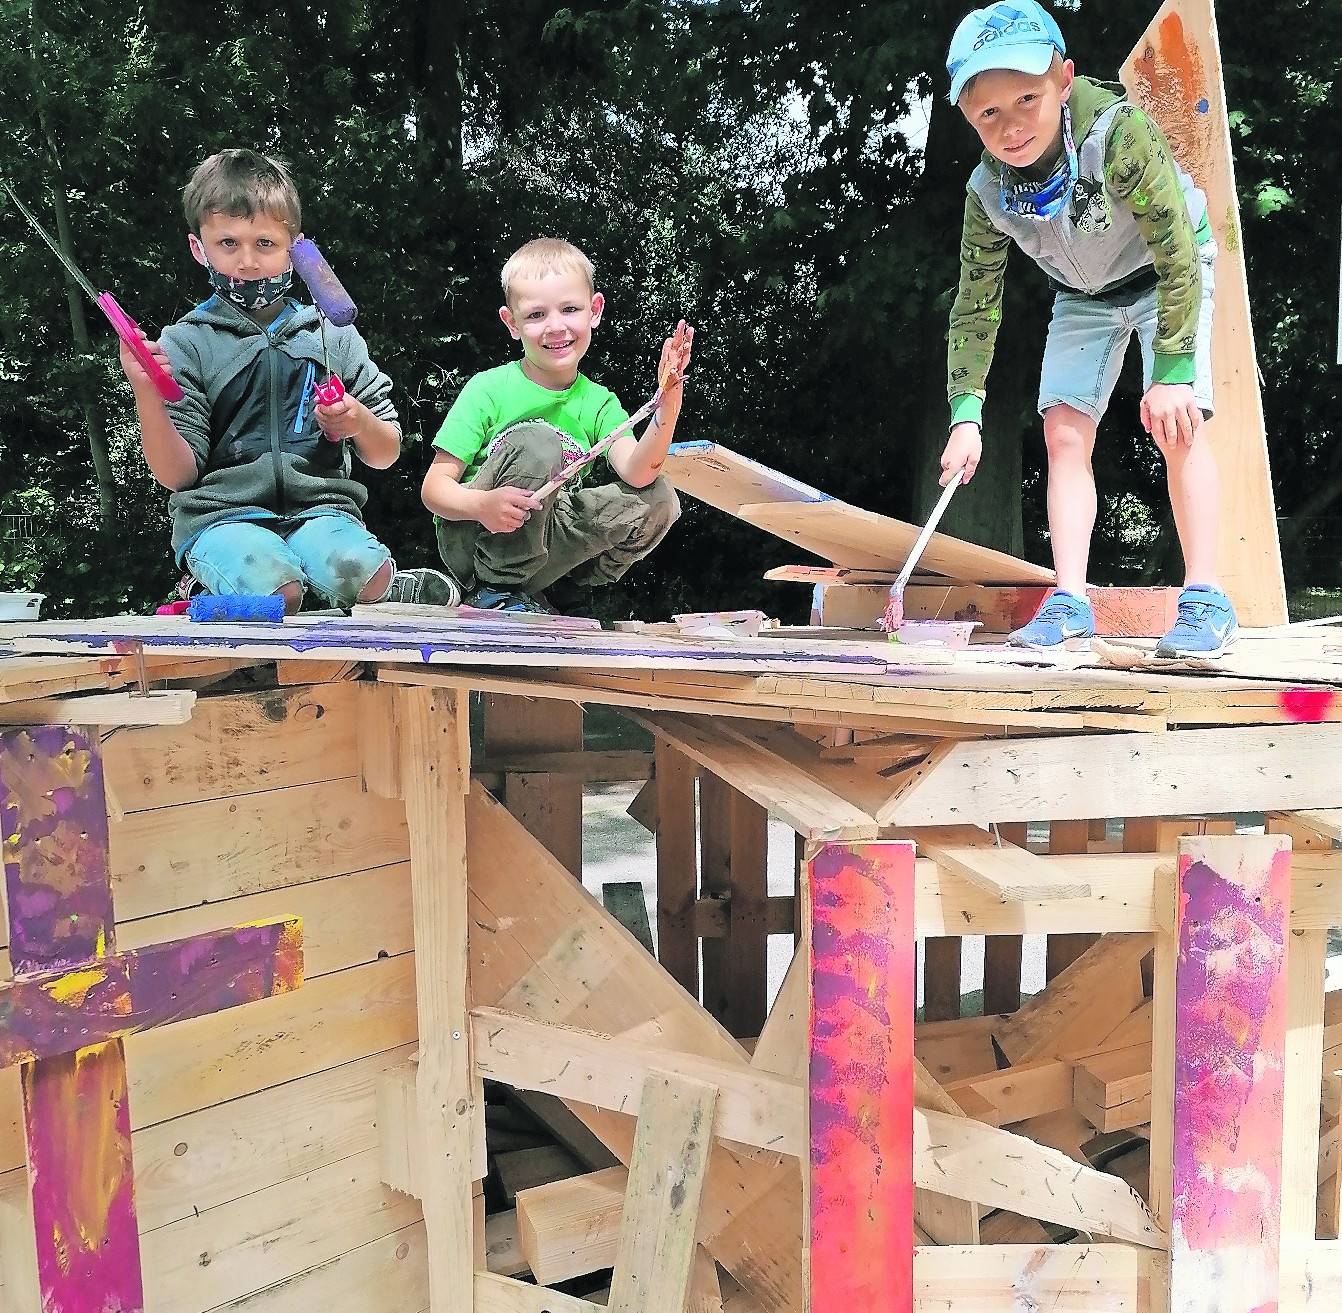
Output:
top-left (478, 486), bottom-right (542, 535)
top-left (940, 422), bottom-right (982, 486)
top-left (657, 321), bottom-right (694, 395)
top-left (118, 329), bottom-right (174, 399)
top-left (1140, 383), bottom-right (1202, 447)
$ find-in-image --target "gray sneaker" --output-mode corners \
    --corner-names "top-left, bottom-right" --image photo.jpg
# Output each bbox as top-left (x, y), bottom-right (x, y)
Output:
top-left (382, 567), bottom-right (461, 608)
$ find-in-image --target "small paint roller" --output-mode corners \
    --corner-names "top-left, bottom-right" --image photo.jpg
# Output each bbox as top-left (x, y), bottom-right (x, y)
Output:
top-left (187, 594), bottom-right (286, 624)
top-left (291, 238), bottom-right (357, 417)
top-left (880, 468), bottom-right (964, 635)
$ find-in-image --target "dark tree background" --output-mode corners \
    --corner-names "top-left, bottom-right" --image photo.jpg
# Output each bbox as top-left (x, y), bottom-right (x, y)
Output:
top-left (1, 0), bottom-right (1337, 622)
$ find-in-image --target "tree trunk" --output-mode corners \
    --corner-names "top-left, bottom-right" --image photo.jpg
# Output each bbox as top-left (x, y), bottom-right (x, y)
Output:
top-left (48, 180), bottom-right (117, 522)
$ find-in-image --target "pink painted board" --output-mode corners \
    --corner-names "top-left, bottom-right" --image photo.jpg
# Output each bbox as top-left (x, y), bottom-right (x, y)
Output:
top-left (1171, 836), bottom-right (1291, 1313)
top-left (807, 840), bottom-right (915, 1313)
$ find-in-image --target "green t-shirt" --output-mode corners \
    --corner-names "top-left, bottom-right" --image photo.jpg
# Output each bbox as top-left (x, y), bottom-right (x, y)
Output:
top-left (433, 361), bottom-right (630, 484)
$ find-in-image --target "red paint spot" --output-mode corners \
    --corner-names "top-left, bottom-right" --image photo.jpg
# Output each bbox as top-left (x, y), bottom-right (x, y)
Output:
top-left (1277, 688), bottom-right (1336, 723)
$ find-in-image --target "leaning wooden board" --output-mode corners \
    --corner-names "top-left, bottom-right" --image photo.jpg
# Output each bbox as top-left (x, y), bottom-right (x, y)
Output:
top-left (664, 441), bottom-right (1054, 585)
top-left (1121, 0), bottom-right (1286, 626)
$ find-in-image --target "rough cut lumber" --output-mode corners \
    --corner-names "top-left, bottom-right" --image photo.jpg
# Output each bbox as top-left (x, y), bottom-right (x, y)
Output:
top-left (1122, 0), bottom-right (1285, 626)
top-left (908, 824), bottom-right (1092, 902)
top-left (475, 1271), bottom-right (603, 1313)
top-left (606, 1073), bottom-right (717, 1313)
top-left (396, 685), bottom-right (477, 1313)
top-left (516, 1167), bottom-right (626, 1284)
top-left (1074, 1044), bottom-right (1153, 1132)
top-left (943, 1059), bottom-right (1073, 1128)
top-left (881, 723), bottom-right (1342, 827)
top-left (663, 441), bottom-right (827, 517)
top-left (995, 934), bottom-right (1151, 1064)
top-left (654, 739), bottom-right (700, 996)
top-left (735, 499), bottom-right (1054, 585)
top-left (495, 1146), bottom-right (584, 1207)
top-left (0, 688), bottom-right (195, 725)
top-left (910, 1059), bottom-right (981, 1245)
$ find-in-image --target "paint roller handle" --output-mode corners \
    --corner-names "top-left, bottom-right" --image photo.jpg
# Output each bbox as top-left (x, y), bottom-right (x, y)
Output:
top-left (99, 293), bottom-right (183, 402)
top-left (314, 375), bottom-right (345, 408)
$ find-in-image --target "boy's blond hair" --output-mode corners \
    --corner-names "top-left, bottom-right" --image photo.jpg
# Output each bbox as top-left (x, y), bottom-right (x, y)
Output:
top-left (501, 238), bottom-right (595, 307)
top-left (182, 149), bottom-right (302, 235)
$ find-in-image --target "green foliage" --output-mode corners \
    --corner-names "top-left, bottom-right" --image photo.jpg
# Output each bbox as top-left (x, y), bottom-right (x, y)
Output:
top-left (1, 0), bottom-right (1340, 621)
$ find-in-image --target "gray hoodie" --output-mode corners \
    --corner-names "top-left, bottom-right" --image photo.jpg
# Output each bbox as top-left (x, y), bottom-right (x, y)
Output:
top-left (159, 296), bottom-right (399, 559)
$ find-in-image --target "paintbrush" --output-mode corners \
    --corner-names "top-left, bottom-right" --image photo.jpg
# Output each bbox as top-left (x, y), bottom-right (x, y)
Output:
top-left (879, 468), bottom-right (964, 634)
top-left (533, 321), bottom-right (692, 500)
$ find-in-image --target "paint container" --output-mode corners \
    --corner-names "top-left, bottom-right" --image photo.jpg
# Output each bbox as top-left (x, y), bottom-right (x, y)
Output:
top-left (0, 592), bottom-right (44, 621)
top-left (891, 619), bottom-right (978, 650)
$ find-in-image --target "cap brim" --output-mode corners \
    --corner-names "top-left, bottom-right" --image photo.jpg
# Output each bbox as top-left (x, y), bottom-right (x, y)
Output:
top-left (948, 44), bottom-right (1056, 104)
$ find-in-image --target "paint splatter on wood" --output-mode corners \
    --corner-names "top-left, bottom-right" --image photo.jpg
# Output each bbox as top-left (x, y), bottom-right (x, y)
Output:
top-left (1171, 836), bottom-right (1290, 1313)
top-left (0, 726), bottom-right (304, 1313)
top-left (1126, 9), bottom-right (1213, 184)
top-left (808, 840), bottom-right (915, 1313)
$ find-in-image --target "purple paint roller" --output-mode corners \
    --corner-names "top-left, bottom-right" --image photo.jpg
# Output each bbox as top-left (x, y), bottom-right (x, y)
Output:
top-left (291, 238), bottom-right (357, 415)
top-left (187, 594), bottom-right (286, 624)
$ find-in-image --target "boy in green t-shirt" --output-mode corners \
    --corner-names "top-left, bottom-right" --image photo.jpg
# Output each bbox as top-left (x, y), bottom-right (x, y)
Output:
top-left (422, 238), bottom-right (693, 613)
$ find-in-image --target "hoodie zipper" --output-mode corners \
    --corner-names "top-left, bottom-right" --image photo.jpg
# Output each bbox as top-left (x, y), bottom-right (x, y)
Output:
top-left (267, 339), bottom-right (285, 516)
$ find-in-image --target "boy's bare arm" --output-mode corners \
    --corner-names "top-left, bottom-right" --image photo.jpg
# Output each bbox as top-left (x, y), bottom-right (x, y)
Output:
top-left (118, 333), bottom-right (199, 492)
top-left (421, 450), bottom-right (539, 533)
top-left (609, 323), bottom-right (695, 488)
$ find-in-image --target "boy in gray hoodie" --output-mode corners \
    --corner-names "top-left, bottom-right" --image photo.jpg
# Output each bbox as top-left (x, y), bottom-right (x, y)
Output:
top-left (119, 149), bottom-right (456, 613)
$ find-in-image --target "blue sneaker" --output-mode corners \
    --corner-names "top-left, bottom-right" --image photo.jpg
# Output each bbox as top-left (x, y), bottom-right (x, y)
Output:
top-left (466, 586), bottom-right (553, 615)
top-left (1156, 584), bottom-right (1238, 659)
top-left (1007, 590), bottom-right (1095, 650)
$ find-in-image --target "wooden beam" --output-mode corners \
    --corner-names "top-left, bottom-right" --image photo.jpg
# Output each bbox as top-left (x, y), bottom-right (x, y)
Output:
top-left (910, 1059), bottom-right (980, 1245)
top-left (607, 1073), bottom-right (716, 1313)
top-left (807, 841), bottom-right (915, 1313)
top-left (397, 685), bottom-right (477, 1313)
top-left (881, 724), bottom-right (1342, 827)
top-left (654, 740), bottom-right (699, 997)
top-left (1045, 819), bottom-right (1097, 976)
top-left (982, 821), bottom-right (1028, 1013)
top-left (1169, 834), bottom-right (1291, 1313)
top-left (474, 1271), bottom-right (602, 1313)
top-left (908, 824), bottom-right (1092, 902)
top-left (516, 1166), bottom-right (626, 1284)
top-left (0, 689), bottom-right (195, 726)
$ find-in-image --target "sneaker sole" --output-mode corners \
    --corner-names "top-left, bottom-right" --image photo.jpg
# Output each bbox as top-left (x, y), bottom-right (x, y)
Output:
top-left (1155, 634), bottom-right (1238, 661)
top-left (1006, 635), bottom-right (1094, 653)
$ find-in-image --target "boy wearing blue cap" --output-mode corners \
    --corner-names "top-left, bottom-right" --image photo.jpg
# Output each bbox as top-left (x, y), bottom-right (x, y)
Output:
top-left (941, 0), bottom-right (1237, 657)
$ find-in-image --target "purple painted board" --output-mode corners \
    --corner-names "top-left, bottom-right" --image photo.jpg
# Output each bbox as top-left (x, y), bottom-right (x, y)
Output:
top-left (1171, 835), bottom-right (1290, 1313)
top-left (0, 725), bottom-right (115, 971)
top-left (0, 918), bottom-right (304, 1066)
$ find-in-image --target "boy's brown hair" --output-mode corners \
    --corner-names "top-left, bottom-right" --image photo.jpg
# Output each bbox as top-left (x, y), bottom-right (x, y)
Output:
top-left (500, 238), bottom-right (596, 307)
top-left (182, 149), bottom-right (302, 235)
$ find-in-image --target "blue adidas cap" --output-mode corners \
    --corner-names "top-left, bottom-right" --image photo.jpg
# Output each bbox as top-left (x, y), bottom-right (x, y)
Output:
top-left (946, 1), bottom-right (1066, 104)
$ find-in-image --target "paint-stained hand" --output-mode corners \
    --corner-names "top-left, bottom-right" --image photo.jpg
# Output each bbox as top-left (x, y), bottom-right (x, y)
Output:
top-left (315, 393), bottom-right (368, 442)
top-left (940, 422), bottom-right (982, 485)
top-left (656, 321), bottom-right (694, 401)
top-left (1140, 382), bottom-right (1202, 448)
top-left (118, 329), bottom-right (174, 399)
top-left (477, 486), bottom-right (542, 534)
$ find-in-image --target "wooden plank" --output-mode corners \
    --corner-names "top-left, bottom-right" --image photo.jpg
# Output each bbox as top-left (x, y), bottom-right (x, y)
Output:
top-left (982, 821), bottom-right (1027, 1013)
top-left (0, 689), bottom-right (195, 725)
top-left (881, 723), bottom-right (1342, 827)
top-left (909, 1059), bottom-right (980, 1245)
top-left (1074, 1044), bottom-right (1153, 1132)
top-left (516, 1166), bottom-right (626, 1284)
top-left (474, 1271), bottom-right (602, 1313)
top-left (995, 934), bottom-right (1150, 1064)
top-left (944, 1059), bottom-right (1072, 1127)
top-left (397, 685), bottom-right (476, 1313)
top-left (601, 882), bottom-right (654, 955)
top-left (807, 841), bottom-right (914, 1311)
top-left (654, 740), bottom-right (700, 997)
top-left (750, 947), bottom-right (806, 1082)
top-left (1122, 0), bottom-right (1287, 626)
top-left (736, 500), bottom-right (1054, 585)
top-left (635, 711), bottom-right (879, 840)
top-left (1281, 927), bottom-right (1326, 1240)
top-left (104, 682), bottom-right (361, 811)
top-left (626, 775), bottom-right (658, 834)
top-left (1170, 834), bottom-right (1291, 1313)
top-left (914, 1243), bottom-right (1151, 1311)
top-left (911, 824), bottom-right (1092, 902)
top-left (663, 441), bottom-right (827, 517)
top-left (700, 772), bottom-right (734, 1031)
top-left (495, 1146), bottom-right (583, 1207)
top-left (1044, 818), bottom-right (1097, 977)
top-left (902, 585), bottom-right (1181, 637)
top-left (607, 1072), bottom-right (717, 1313)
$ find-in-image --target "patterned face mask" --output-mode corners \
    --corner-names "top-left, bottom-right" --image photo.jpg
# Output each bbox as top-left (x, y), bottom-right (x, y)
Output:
top-left (999, 104), bottom-right (1078, 221)
top-left (206, 264), bottom-right (294, 311)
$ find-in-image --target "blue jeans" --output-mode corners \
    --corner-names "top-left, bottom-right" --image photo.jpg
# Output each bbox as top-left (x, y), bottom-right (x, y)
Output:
top-left (184, 513), bottom-right (392, 607)
top-left (1037, 244), bottom-right (1217, 422)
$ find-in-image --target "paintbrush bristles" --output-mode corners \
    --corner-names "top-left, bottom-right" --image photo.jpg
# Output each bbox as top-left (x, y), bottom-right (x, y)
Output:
top-left (291, 238), bottom-right (358, 326)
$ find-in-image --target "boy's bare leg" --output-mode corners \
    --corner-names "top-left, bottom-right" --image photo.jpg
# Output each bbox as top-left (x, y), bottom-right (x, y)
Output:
top-left (1159, 430), bottom-right (1220, 587)
top-left (1042, 403), bottom-right (1098, 595)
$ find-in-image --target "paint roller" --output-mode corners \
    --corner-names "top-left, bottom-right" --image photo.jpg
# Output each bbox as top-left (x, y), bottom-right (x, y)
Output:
top-left (186, 595), bottom-right (286, 623)
top-left (290, 238), bottom-right (357, 417)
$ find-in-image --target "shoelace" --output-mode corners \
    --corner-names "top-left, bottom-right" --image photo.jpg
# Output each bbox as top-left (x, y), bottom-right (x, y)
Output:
top-left (1173, 598), bottom-right (1215, 629)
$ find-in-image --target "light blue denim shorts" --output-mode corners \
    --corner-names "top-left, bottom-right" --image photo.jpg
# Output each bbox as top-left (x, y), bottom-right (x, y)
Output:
top-left (1038, 244), bottom-right (1216, 422)
top-left (184, 512), bottom-right (392, 607)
